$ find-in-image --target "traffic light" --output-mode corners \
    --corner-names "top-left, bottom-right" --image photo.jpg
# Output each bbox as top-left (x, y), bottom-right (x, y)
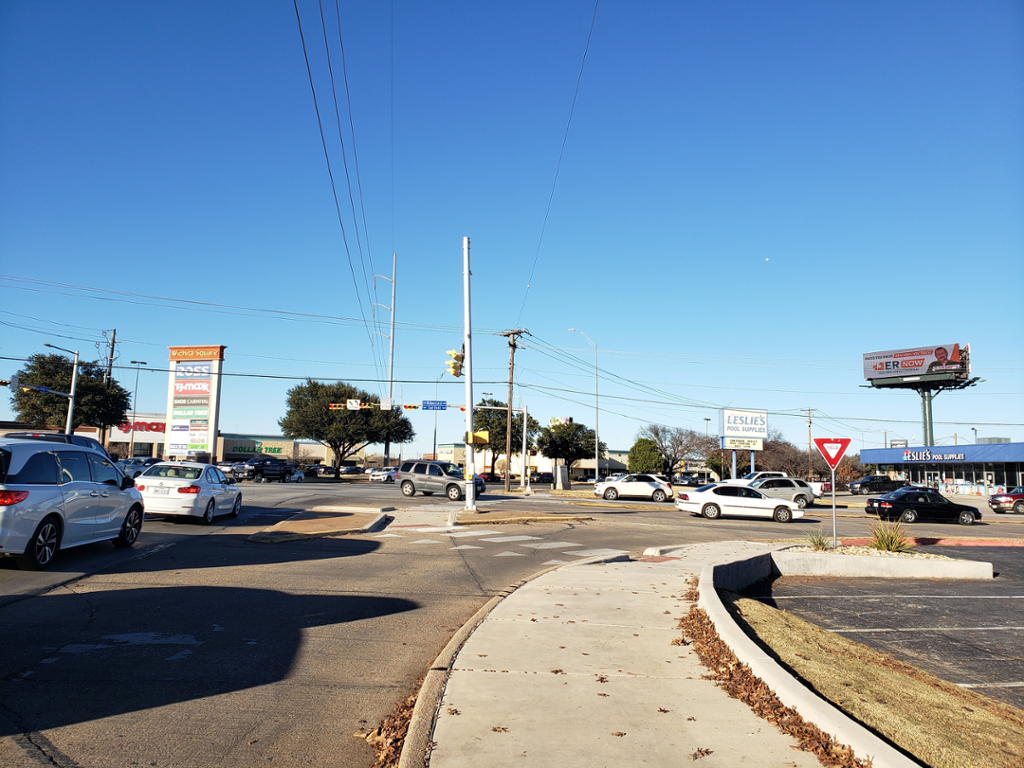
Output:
top-left (403, 403), bottom-right (420, 410)
top-left (445, 347), bottom-right (464, 378)
top-left (328, 403), bottom-right (344, 410)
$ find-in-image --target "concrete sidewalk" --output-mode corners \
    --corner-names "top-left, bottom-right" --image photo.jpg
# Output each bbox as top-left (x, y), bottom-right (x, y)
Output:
top-left (415, 542), bottom-right (824, 768)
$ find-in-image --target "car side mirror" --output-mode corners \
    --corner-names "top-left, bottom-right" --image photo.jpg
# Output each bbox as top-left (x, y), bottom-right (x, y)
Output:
top-left (121, 475), bottom-right (135, 490)
top-left (226, 478), bottom-right (236, 485)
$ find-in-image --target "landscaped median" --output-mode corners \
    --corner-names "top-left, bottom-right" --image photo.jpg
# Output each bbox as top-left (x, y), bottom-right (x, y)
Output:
top-left (247, 505), bottom-right (392, 542)
top-left (649, 542), bottom-right (1022, 768)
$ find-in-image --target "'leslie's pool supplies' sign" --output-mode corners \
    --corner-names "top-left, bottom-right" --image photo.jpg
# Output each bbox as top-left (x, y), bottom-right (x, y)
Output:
top-left (720, 408), bottom-right (768, 440)
top-left (163, 345), bottom-right (226, 459)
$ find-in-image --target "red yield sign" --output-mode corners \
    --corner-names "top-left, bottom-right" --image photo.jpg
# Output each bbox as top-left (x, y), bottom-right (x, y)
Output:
top-left (814, 437), bottom-right (852, 470)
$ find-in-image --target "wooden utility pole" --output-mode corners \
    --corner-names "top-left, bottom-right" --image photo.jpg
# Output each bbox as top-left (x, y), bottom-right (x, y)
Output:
top-left (99, 329), bottom-right (116, 445)
top-left (500, 329), bottom-right (527, 493)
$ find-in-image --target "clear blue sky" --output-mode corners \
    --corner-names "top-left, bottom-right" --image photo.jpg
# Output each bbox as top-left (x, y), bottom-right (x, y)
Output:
top-left (2, 0), bottom-right (1022, 455)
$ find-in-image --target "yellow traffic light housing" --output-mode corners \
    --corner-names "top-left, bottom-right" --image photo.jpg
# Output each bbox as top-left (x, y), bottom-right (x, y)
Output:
top-left (446, 347), bottom-right (465, 378)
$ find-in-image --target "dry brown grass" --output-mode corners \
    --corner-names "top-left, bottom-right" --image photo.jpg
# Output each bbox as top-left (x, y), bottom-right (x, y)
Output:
top-left (722, 592), bottom-right (1024, 768)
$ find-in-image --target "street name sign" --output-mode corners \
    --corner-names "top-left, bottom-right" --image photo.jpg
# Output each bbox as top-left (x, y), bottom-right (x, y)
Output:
top-left (421, 400), bottom-right (447, 411)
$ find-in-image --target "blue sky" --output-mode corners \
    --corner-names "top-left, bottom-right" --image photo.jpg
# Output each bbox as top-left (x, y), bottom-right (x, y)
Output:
top-left (2, 0), bottom-right (1022, 456)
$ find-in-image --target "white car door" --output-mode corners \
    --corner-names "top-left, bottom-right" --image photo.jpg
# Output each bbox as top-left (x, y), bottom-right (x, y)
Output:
top-left (54, 451), bottom-right (101, 545)
top-left (737, 487), bottom-right (775, 518)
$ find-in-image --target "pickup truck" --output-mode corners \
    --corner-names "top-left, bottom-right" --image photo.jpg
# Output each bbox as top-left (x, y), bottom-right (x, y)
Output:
top-left (233, 456), bottom-right (294, 483)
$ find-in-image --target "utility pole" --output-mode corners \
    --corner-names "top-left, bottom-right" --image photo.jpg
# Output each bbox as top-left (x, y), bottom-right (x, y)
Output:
top-left (806, 408), bottom-right (813, 479)
top-left (99, 329), bottom-right (116, 445)
top-left (374, 255), bottom-right (397, 466)
top-left (457, 237), bottom-right (476, 523)
top-left (499, 329), bottom-right (527, 493)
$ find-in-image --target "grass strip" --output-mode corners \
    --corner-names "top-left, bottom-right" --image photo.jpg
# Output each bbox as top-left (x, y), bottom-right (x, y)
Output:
top-left (721, 592), bottom-right (1024, 768)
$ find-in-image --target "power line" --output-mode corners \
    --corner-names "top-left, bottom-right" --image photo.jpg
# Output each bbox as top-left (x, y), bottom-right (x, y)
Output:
top-left (516, 0), bottom-right (600, 326)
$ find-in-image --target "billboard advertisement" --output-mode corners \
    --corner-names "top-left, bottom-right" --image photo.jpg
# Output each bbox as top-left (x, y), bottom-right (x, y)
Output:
top-left (163, 345), bottom-right (226, 459)
top-left (720, 409), bottom-right (768, 439)
top-left (863, 344), bottom-right (968, 381)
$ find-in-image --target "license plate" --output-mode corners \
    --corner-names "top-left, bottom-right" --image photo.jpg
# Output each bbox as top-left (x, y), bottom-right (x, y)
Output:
top-left (154, 487), bottom-right (170, 495)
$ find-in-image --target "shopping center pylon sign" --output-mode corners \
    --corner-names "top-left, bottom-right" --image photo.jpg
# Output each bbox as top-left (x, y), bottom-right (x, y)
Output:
top-left (813, 437), bottom-right (851, 549)
top-left (813, 437), bottom-right (851, 470)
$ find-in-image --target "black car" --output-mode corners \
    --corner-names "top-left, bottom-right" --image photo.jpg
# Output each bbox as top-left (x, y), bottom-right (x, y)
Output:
top-left (531, 472), bottom-right (554, 484)
top-left (849, 474), bottom-right (907, 495)
top-left (865, 487), bottom-right (981, 525)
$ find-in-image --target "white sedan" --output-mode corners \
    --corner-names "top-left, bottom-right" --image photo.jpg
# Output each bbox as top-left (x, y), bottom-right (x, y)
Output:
top-left (370, 468), bottom-right (396, 483)
top-left (135, 462), bottom-right (241, 523)
top-left (594, 473), bottom-right (673, 502)
top-left (674, 483), bottom-right (802, 523)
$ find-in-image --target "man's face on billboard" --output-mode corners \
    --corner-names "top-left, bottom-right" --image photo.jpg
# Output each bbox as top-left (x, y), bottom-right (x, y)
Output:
top-left (934, 347), bottom-right (949, 364)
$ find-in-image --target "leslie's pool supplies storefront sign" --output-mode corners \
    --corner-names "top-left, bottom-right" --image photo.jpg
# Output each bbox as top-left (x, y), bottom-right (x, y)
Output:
top-left (162, 345), bottom-right (226, 460)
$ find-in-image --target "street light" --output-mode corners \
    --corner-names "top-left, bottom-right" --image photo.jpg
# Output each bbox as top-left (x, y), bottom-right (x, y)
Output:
top-left (704, 417), bottom-right (710, 438)
top-left (129, 361), bottom-right (148, 458)
top-left (44, 343), bottom-right (80, 434)
top-left (971, 427), bottom-right (978, 444)
top-left (568, 328), bottom-right (599, 483)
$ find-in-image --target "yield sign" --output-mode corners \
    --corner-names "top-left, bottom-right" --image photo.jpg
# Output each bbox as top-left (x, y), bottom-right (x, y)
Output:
top-left (814, 437), bottom-right (852, 470)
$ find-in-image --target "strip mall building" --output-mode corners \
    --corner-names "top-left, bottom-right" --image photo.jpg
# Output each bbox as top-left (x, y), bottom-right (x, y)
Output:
top-left (860, 443), bottom-right (1024, 496)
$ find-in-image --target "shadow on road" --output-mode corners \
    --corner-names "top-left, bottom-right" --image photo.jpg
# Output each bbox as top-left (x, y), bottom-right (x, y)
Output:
top-left (0, 584), bottom-right (417, 736)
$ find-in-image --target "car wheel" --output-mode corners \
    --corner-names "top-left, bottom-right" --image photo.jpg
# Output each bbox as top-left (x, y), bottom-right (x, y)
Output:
top-left (295, 475), bottom-right (303, 483)
top-left (401, 481), bottom-right (415, 497)
top-left (652, 489), bottom-right (666, 503)
top-left (202, 501), bottom-right (215, 525)
top-left (603, 488), bottom-right (619, 500)
top-left (794, 495), bottom-right (808, 509)
top-left (447, 485), bottom-right (463, 501)
top-left (900, 509), bottom-right (918, 524)
top-left (229, 496), bottom-right (241, 517)
top-left (957, 510), bottom-right (976, 526)
top-left (16, 517), bottom-right (61, 570)
top-left (255, 474), bottom-right (264, 484)
top-left (702, 504), bottom-right (721, 520)
top-left (1014, 501), bottom-right (1024, 514)
top-left (773, 506), bottom-right (792, 523)
top-left (113, 506), bottom-right (143, 547)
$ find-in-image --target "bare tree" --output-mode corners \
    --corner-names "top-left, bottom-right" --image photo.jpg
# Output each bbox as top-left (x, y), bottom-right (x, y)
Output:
top-left (638, 424), bottom-right (718, 477)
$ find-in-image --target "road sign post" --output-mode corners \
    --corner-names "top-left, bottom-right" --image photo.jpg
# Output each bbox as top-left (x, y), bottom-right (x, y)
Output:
top-left (813, 437), bottom-right (852, 549)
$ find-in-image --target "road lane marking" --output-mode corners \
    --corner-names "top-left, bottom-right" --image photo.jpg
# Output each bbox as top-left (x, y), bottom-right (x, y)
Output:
top-left (519, 541), bottom-right (583, 550)
top-left (480, 535), bottom-right (541, 543)
top-left (836, 625), bottom-right (1024, 633)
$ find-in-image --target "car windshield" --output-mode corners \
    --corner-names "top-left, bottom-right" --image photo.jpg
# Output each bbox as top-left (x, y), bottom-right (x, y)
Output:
top-left (739, 472), bottom-right (760, 480)
top-left (1010, 487), bottom-right (1024, 494)
top-left (143, 465), bottom-right (203, 480)
top-left (441, 464), bottom-right (463, 478)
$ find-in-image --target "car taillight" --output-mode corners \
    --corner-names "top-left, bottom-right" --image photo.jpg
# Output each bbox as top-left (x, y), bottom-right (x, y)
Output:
top-left (678, 493), bottom-right (688, 501)
top-left (879, 502), bottom-right (892, 508)
top-left (135, 483), bottom-right (145, 491)
top-left (0, 491), bottom-right (29, 506)
top-left (178, 485), bottom-right (201, 494)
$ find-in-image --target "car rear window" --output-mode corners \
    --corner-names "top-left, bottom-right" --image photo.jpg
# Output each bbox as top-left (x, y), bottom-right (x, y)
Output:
top-left (0, 448), bottom-right (9, 483)
top-left (145, 465), bottom-right (203, 480)
top-left (7, 451), bottom-right (60, 484)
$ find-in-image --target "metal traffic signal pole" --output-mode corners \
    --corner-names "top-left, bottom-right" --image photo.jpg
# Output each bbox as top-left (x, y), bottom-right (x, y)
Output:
top-left (455, 236), bottom-right (477, 524)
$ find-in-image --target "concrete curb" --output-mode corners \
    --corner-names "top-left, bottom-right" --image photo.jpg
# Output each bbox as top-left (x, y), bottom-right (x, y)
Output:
top-left (771, 549), bottom-right (993, 579)
top-left (697, 562), bottom-right (920, 768)
top-left (247, 508), bottom-right (391, 543)
top-left (397, 553), bottom-right (631, 768)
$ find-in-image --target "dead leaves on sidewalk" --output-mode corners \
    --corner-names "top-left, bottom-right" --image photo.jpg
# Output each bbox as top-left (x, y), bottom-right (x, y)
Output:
top-left (677, 606), bottom-right (871, 768)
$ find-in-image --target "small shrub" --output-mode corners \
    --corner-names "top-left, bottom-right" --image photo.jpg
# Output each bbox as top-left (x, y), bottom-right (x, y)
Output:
top-left (868, 521), bottom-right (914, 553)
top-left (804, 527), bottom-right (832, 551)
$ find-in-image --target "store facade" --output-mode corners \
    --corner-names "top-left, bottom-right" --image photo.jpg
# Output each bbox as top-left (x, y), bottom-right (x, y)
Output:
top-left (860, 442), bottom-right (1024, 497)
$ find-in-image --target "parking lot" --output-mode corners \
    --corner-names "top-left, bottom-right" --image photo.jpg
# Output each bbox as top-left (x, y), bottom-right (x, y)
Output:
top-left (742, 545), bottom-right (1024, 709)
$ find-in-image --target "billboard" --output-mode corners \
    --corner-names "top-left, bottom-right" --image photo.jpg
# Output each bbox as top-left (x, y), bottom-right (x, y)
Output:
top-left (863, 344), bottom-right (969, 381)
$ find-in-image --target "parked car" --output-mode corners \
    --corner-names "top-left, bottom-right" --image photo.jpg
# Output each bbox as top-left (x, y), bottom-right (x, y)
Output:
top-left (341, 466), bottom-right (363, 475)
top-left (3, 431), bottom-right (112, 459)
top-left (849, 475), bottom-right (907, 495)
top-left (135, 462), bottom-right (241, 523)
top-left (285, 466), bottom-right (306, 483)
top-left (317, 465), bottom-right (336, 476)
top-left (396, 460), bottom-right (485, 500)
top-left (370, 468), bottom-right (396, 483)
top-left (988, 487), bottom-right (1024, 515)
top-left (722, 471), bottom-right (788, 487)
top-left (118, 457), bottom-right (163, 478)
top-left (233, 456), bottom-right (292, 483)
top-left (674, 476), bottom-right (704, 487)
top-left (531, 472), bottom-right (555, 484)
top-left (594, 473), bottom-right (673, 502)
top-left (749, 477), bottom-right (816, 509)
top-left (674, 483), bottom-right (802, 523)
top-left (0, 438), bottom-right (143, 569)
top-left (480, 472), bottom-right (503, 483)
top-left (865, 487), bottom-right (980, 525)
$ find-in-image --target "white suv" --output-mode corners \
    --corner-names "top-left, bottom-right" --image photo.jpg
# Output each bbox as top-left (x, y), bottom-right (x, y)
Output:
top-left (0, 439), bottom-right (144, 570)
top-left (723, 471), bottom-right (787, 487)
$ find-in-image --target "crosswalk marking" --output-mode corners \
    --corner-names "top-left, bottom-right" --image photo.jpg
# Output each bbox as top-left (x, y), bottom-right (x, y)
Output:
top-left (444, 530), bottom-right (503, 538)
top-left (519, 541), bottom-right (582, 550)
top-left (495, 551), bottom-right (526, 557)
top-left (411, 539), bottom-right (444, 545)
top-left (480, 535), bottom-right (541, 543)
top-left (544, 559), bottom-right (570, 565)
top-left (568, 548), bottom-right (629, 558)
top-left (450, 545), bottom-right (483, 550)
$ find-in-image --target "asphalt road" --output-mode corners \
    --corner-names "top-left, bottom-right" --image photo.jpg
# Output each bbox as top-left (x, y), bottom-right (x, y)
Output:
top-left (0, 481), bottom-right (1020, 767)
